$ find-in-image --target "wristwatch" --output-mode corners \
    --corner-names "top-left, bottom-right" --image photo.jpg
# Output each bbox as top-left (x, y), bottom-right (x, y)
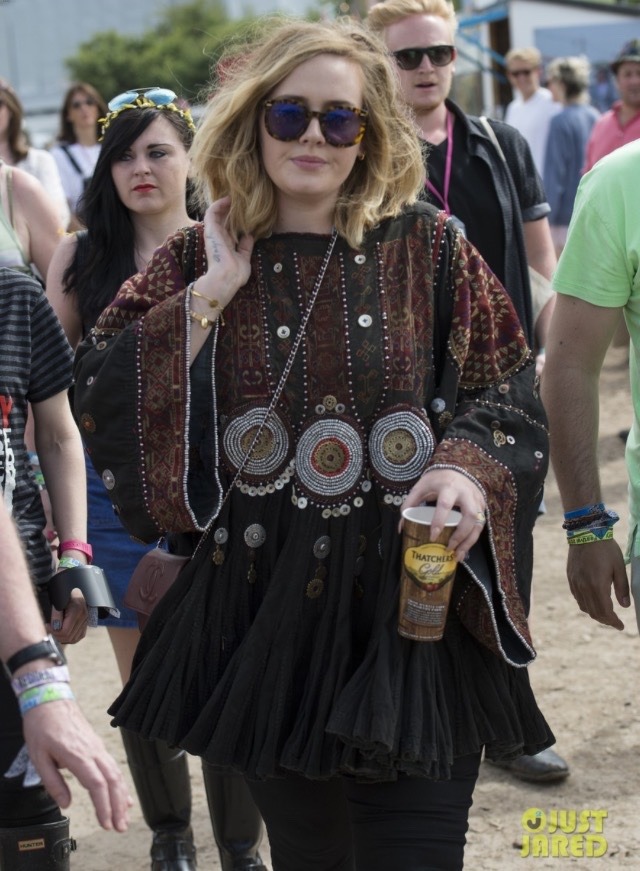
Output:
top-left (5, 634), bottom-right (65, 677)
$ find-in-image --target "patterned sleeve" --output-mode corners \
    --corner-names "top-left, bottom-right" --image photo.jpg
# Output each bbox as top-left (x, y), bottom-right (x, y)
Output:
top-left (427, 225), bottom-right (548, 663)
top-left (94, 226), bottom-right (197, 333)
top-left (73, 225), bottom-right (215, 543)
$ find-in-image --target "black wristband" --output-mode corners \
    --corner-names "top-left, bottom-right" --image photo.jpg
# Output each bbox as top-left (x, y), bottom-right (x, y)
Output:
top-left (5, 634), bottom-right (65, 676)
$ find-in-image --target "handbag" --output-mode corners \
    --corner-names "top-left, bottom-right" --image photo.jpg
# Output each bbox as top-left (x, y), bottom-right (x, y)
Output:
top-left (124, 547), bottom-right (190, 631)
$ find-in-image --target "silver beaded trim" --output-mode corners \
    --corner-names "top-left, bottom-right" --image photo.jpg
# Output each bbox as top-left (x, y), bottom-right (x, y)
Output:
top-left (369, 407), bottom-right (435, 485)
top-left (222, 406), bottom-right (292, 480)
top-left (295, 416), bottom-right (364, 500)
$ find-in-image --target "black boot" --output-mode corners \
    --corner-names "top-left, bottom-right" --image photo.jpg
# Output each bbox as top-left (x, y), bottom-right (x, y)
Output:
top-left (0, 816), bottom-right (76, 869)
top-left (120, 729), bottom-right (196, 871)
top-left (202, 763), bottom-right (266, 871)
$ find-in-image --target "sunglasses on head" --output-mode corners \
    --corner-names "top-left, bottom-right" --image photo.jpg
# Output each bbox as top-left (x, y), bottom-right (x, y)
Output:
top-left (263, 98), bottom-right (368, 148)
top-left (392, 45), bottom-right (456, 71)
top-left (107, 87), bottom-right (177, 112)
top-left (100, 86), bottom-right (196, 139)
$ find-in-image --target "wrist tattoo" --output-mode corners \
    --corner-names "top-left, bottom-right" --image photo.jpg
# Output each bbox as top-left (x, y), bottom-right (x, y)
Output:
top-left (206, 235), bottom-right (222, 263)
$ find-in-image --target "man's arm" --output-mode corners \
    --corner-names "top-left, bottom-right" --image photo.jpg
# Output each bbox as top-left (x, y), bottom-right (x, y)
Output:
top-left (523, 218), bottom-right (557, 367)
top-left (0, 502), bottom-right (132, 830)
top-left (542, 294), bottom-right (630, 629)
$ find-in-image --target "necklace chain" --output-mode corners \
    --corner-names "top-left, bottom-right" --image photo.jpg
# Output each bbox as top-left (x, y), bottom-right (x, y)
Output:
top-left (193, 228), bottom-right (338, 555)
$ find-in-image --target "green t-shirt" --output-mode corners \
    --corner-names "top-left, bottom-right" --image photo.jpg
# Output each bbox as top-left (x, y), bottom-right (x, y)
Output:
top-left (553, 139), bottom-right (640, 555)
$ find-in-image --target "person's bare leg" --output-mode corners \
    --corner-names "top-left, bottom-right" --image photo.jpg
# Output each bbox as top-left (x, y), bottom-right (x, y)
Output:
top-left (107, 626), bottom-right (141, 684)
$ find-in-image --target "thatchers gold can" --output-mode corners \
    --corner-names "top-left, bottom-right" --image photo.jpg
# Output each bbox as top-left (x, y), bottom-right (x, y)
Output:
top-left (398, 506), bottom-right (461, 641)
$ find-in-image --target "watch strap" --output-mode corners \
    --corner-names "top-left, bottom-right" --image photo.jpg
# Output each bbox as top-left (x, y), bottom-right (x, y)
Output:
top-left (5, 635), bottom-right (65, 676)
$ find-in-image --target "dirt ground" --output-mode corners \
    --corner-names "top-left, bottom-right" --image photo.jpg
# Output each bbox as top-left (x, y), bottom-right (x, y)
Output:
top-left (63, 344), bottom-right (640, 870)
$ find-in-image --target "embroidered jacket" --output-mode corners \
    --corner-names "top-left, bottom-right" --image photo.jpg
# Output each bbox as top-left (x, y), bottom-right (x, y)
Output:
top-left (74, 204), bottom-right (548, 667)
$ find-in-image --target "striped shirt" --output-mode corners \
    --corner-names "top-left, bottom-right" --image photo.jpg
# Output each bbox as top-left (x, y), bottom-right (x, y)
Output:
top-left (0, 267), bottom-right (73, 585)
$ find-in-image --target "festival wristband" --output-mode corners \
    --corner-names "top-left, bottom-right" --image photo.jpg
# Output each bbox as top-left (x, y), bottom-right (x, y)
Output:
top-left (18, 682), bottom-right (75, 715)
top-left (58, 540), bottom-right (93, 563)
top-left (563, 507), bottom-right (619, 533)
top-left (10, 665), bottom-right (70, 697)
top-left (57, 556), bottom-right (83, 569)
top-left (563, 503), bottom-right (605, 521)
top-left (567, 529), bottom-right (614, 546)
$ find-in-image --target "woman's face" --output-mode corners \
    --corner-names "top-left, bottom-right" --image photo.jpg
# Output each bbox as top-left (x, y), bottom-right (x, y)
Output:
top-left (259, 54), bottom-right (365, 217)
top-left (0, 98), bottom-right (10, 141)
top-left (67, 89), bottom-right (100, 133)
top-left (110, 114), bottom-right (190, 217)
top-left (547, 76), bottom-right (565, 104)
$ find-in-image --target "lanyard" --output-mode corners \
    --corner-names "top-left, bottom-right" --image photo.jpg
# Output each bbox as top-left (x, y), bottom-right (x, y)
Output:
top-left (425, 110), bottom-right (454, 215)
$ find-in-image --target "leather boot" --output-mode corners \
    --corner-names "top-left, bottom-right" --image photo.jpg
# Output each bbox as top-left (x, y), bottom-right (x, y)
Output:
top-left (120, 729), bottom-right (196, 871)
top-left (0, 816), bottom-right (76, 869)
top-left (202, 763), bottom-right (266, 871)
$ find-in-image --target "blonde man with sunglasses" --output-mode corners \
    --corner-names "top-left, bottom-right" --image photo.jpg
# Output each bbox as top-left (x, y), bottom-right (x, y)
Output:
top-left (368, 0), bottom-right (556, 366)
top-left (368, 0), bottom-right (566, 784)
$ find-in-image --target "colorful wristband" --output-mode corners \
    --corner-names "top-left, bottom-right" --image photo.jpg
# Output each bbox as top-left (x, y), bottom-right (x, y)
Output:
top-left (58, 540), bottom-right (93, 563)
top-left (567, 529), bottom-right (614, 546)
top-left (57, 556), bottom-right (83, 569)
top-left (563, 503), bottom-right (605, 521)
top-left (10, 665), bottom-right (70, 697)
top-left (564, 508), bottom-right (620, 537)
top-left (18, 682), bottom-right (75, 715)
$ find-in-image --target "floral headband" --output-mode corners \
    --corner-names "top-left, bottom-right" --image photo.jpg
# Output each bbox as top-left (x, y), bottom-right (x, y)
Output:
top-left (99, 87), bottom-right (196, 140)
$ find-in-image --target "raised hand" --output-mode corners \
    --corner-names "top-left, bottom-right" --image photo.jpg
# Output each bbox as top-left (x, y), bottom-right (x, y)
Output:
top-left (402, 468), bottom-right (487, 562)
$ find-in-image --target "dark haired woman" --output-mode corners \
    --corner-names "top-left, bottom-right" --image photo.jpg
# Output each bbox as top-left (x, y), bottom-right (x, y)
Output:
top-left (47, 89), bottom-right (265, 871)
top-left (49, 82), bottom-right (107, 230)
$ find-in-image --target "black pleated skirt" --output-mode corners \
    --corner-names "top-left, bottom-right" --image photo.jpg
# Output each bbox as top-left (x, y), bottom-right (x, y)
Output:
top-left (109, 488), bottom-right (553, 782)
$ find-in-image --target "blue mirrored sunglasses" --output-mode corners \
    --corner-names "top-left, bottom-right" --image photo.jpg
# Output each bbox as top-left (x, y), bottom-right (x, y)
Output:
top-left (107, 87), bottom-right (177, 112)
top-left (263, 99), bottom-right (368, 147)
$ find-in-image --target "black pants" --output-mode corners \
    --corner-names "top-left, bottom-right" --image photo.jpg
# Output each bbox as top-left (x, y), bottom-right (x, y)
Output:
top-left (247, 752), bottom-right (481, 871)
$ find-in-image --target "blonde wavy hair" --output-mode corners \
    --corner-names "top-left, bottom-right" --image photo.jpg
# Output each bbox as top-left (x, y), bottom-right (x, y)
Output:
top-left (367, 0), bottom-right (458, 35)
top-left (190, 16), bottom-right (425, 249)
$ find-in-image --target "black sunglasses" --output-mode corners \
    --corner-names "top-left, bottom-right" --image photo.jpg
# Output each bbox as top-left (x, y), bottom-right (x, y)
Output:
top-left (392, 45), bottom-right (456, 71)
top-left (263, 98), bottom-right (368, 148)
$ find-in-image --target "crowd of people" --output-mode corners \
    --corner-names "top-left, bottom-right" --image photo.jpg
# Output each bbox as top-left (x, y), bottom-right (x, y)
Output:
top-left (1, 4), bottom-right (639, 870)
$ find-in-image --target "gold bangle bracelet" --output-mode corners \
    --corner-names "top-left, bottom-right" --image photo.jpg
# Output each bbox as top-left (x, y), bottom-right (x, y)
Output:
top-left (191, 288), bottom-right (224, 311)
top-left (189, 310), bottom-right (215, 329)
top-left (190, 288), bottom-right (225, 325)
